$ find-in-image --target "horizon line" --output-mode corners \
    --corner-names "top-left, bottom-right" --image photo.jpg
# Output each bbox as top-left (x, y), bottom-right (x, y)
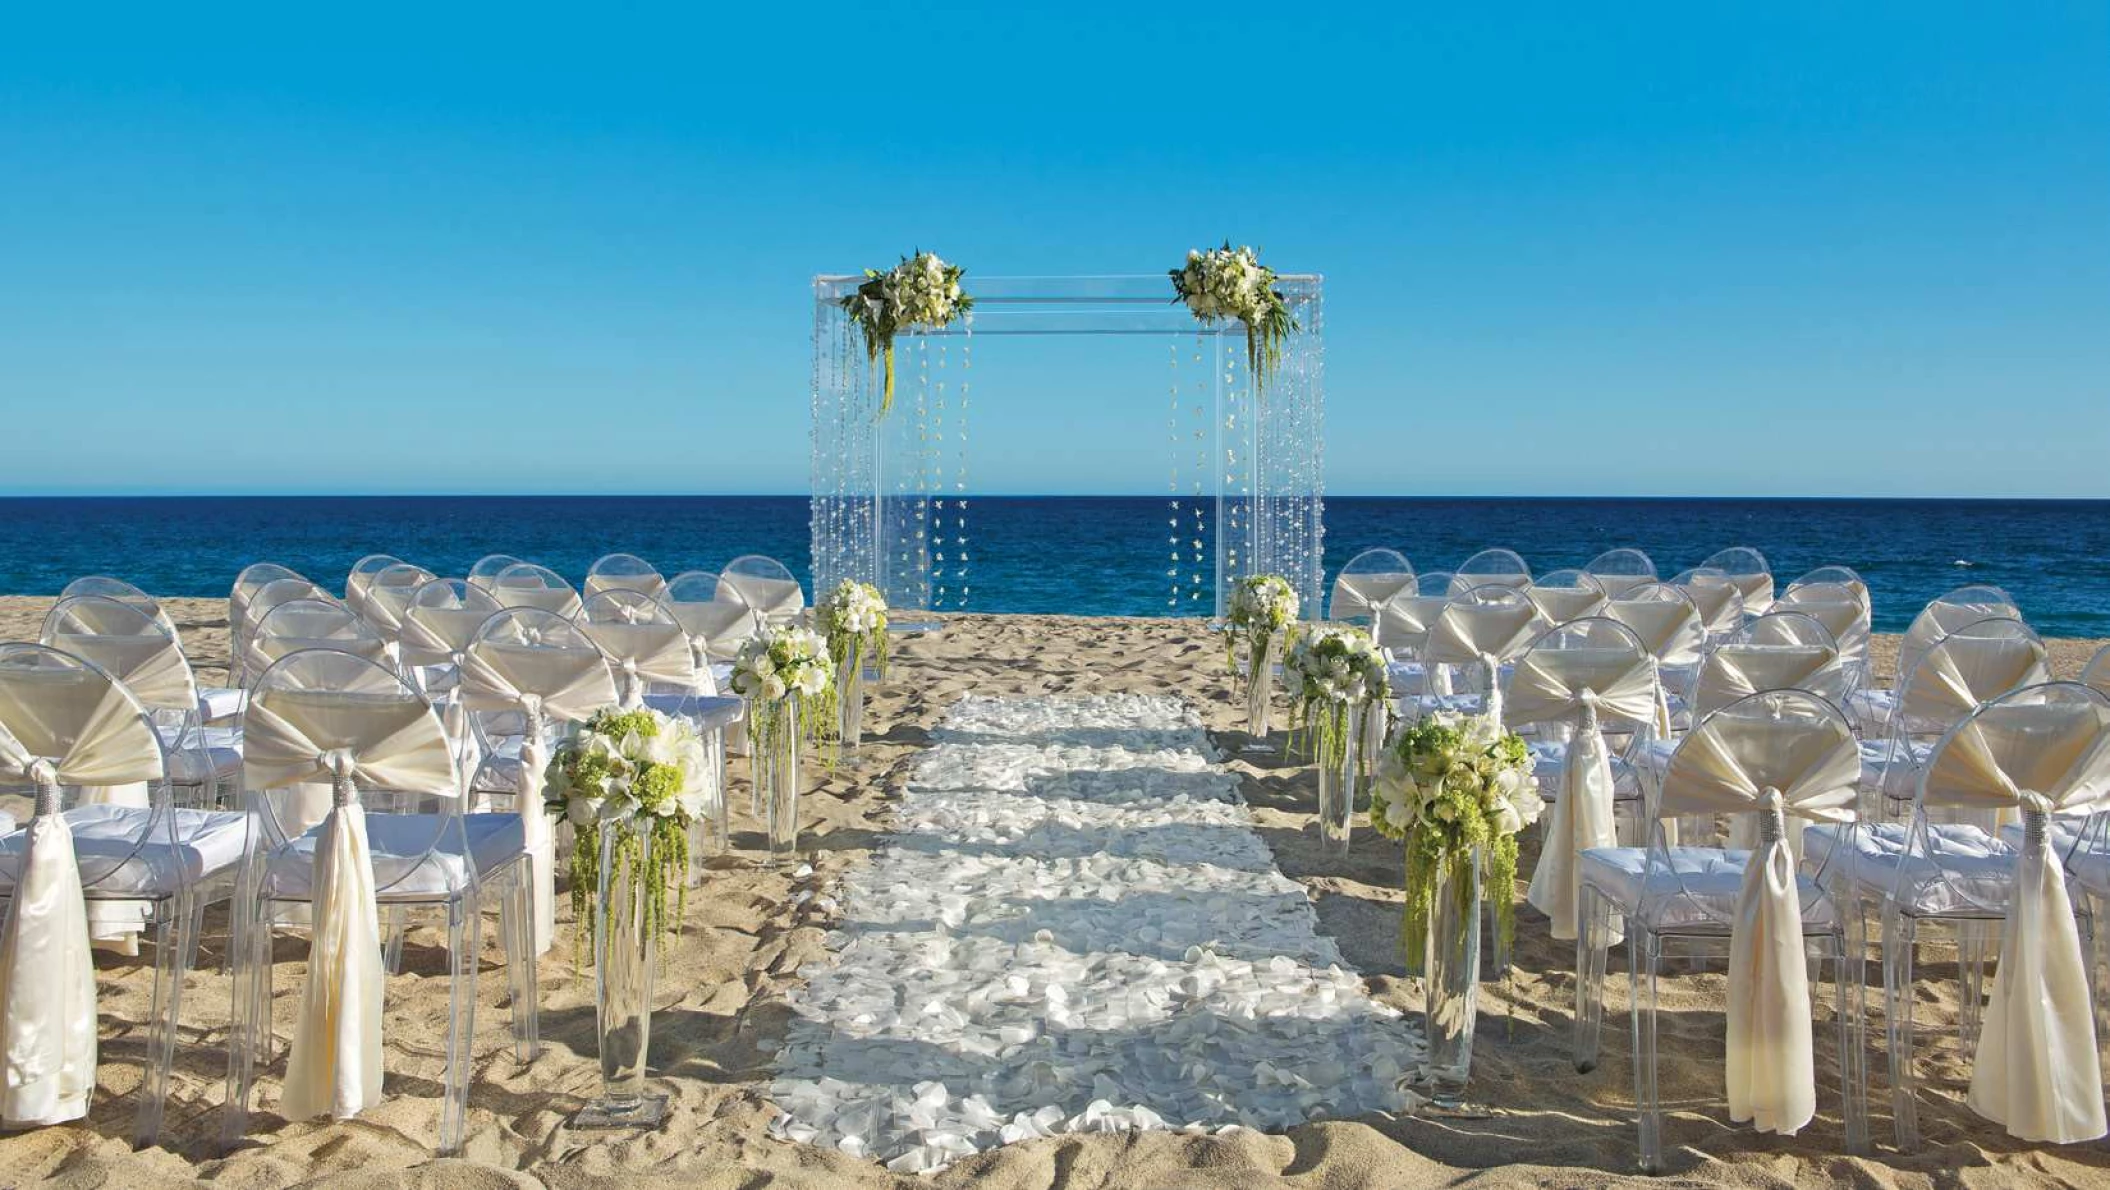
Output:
top-left (1, 492), bottom-right (2108, 503)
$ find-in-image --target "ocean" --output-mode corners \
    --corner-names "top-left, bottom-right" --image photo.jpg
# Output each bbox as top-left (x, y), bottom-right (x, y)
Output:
top-left (0, 496), bottom-right (2104, 637)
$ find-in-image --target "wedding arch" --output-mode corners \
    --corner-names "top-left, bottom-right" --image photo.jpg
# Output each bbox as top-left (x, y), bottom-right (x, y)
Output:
top-left (810, 272), bottom-right (1326, 620)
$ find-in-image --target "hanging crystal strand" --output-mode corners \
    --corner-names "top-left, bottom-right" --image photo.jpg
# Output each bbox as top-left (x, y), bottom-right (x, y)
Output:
top-left (914, 337), bottom-right (932, 611)
top-left (1169, 339), bottom-right (1181, 611)
top-left (956, 318), bottom-right (971, 610)
top-left (1192, 343), bottom-right (1207, 610)
top-left (933, 339), bottom-right (948, 609)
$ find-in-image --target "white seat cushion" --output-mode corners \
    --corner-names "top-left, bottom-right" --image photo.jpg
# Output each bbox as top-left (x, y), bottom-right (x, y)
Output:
top-left (1385, 661), bottom-right (1427, 698)
top-left (1804, 821), bottom-right (2015, 916)
top-left (1859, 737), bottom-right (1932, 791)
top-left (262, 812), bottom-right (526, 901)
top-left (0, 805), bottom-right (248, 895)
top-left (1999, 818), bottom-right (2107, 895)
top-left (157, 723), bottom-right (243, 784)
top-left (1581, 845), bottom-right (1835, 931)
top-left (1848, 688), bottom-right (1896, 732)
top-left (0, 810), bottom-right (15, 837)
top-left (198, 685), bottom-right (247, 723)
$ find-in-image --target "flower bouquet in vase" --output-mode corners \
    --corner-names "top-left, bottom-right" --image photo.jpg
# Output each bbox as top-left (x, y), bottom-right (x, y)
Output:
top-left (817, 579), bottom-right (888, 754)
top-left (730, 624), bottom-right (834, 862)
top-left (1369, 711), bottom-right (1541, 1109)
top-left (1226, 574), bottom-right (1299, 750)
top-left (1285, 625), bottom-right (1389, 854)
top-left (545, 707), bottom-right (716, 1128)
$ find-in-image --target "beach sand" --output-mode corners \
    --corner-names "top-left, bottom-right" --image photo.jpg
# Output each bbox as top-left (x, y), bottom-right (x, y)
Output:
top-left (0, 597), bottom-right (2106, 1188)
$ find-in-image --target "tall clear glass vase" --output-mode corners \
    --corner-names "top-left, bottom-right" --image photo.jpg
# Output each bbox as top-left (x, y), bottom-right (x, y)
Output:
top-left (754, 700), bottom-right (803, 861)
top-left (838, 658), bottom-right (866, 753)
top-left (586, 817), bottom-right (664, 1125)
top-left (1317, 704), bottom-right (1361, 854)
top-left (1244, 633), bottom-right (1280, 749)
top-left (1418, 846), bottom-right (1483, 1108)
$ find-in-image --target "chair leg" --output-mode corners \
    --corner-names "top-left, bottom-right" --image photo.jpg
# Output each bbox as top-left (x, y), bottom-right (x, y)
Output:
top-left (502, 874), bottom-right (540, 1063)
top-left (1631, 929), bottom-right (1664, 1174)
top-left (1884, 909), bottom-right (1920, 1150)
top-left (1574, 884), bottom-right (1609, 1073)
top-left (222, 889), bottom-right (267, 1148)
top-left (134, 890), bottom-right (201, 1148)
top-left (1958, 919), bottom-right (1988, 1052)
top-left (1834, 921), bottom-right (1869, 1154)
top-left (440, 890), bottom-right (482, 1157)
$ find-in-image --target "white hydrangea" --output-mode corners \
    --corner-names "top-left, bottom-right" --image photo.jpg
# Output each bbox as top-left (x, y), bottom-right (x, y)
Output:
top-left (1284, 624), bottom-right (1387, 706)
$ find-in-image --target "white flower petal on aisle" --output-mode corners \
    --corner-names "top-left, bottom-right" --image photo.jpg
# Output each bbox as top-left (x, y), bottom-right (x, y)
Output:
top-left (770, 693), bottom-right (1419, 1174)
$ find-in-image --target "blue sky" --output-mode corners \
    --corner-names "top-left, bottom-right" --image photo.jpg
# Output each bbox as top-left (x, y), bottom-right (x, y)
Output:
top-left (2, 3), bottom-right (2104, 497)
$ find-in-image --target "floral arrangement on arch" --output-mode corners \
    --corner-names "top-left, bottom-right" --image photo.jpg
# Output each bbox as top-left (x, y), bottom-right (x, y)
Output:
top-left (841, 251), bottom-right (974, 416)
top-left (545, 707), bottom-right (717, 958)
top-left (1370, 711), bottom-right (1541, 966)
top-left (1170, 243), bottom-right (1298, 394)
top-left (1284, 624), bottom-right (1389, 770)
top-left (1225, 573), bottom-right (1300, 691)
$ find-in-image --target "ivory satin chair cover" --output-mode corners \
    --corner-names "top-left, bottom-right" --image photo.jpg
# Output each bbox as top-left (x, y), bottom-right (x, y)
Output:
top-left (1420, 592), bottom-right (1540, 726)
top-left (398, 591), bottom-right (503, 765)
top-left (491, 564), bottom-right (586, 620)
top-left (584, 554), bottom-right (668, 599)
top-left (240, 667), bottom-right (461, 1122)
top-left (1508, 624), bottom-right (1659, 940)
top-left (1921, 685), bottom-right (2110, 1143)
top-left (1674, 571), bottom-right (1745, 639)
top-left (1894, 589), bottom-right (2020, 689)
top-left (1524, 581), bottom-right (1608, 631)
top-left (579, 591), bottom-right (698, 708)
top-left (0, 659), bottom-right (165, 1127)
top-left (1689, 642), bottom-right (1847, 722)
top-left (458, 623), bottom-right (620, 953)
top-left (1606, 596), bottom-right (1705, 736)
top-left (1778, 585), bottom-right (1871, 681)
top-left (720, 571), bottom-right (804, 628)
top-left (1893, 625), bottom-right (2049, 736)
top-left (1375, 591), bottom-right (1447, 657)
top-left (1327, 564), bottom-right (1416, 626)
top-left (1701, 547), bottom-right (1774, 618)
top-left (1654, 692), bottom-right (1860, 1135)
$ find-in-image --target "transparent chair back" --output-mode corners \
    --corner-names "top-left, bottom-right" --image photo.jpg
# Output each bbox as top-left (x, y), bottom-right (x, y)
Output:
top-left (1700, 546), bottom-right (1773, 617)
top-left (1584, 548), bottom-right (1658, 601)
top-left (399, 579), bottom-right (505, 677)
top-left (344, 554), bottom-right (408, 609)
top-left (459, 607), bottom-right (619, 764)
top-left (1525, 568), bottom-right (1608, 630)
top-left (244, 598), bottom-right (391, 686)
top-left (40, 597), bottom-right (203, 767)
top-left (1328, 549), bottom-right (1415, 625)
top-left (584, 553), bottom-right (667, 599)
top-left (229, 562), bottom-right (307, 634)
top-left (232, 573), bottom-right (332, 662)
top-left (1448, 549), bottom-right (1531, 596)
top-left (1423, 585), bottom-right (1541, 714)
top-left (354, 562), bottom-right (438, 640)
top-left (1669, 566), bottom-right (1746, 639)
top-left (1776, 580), bottom-right (1872, 683)
top-left (1376, 588), bottom-right (1450, 656)
top-left (1687, 633), bottom-right (1847, 723)
top-left (721, 555), bottom-right (805, 626)
top-left (490, 562), bottom-right (585, 619)
top-left (665, 570), bottom-right (759, 670)
top-left (467, 554), bottom-right (525, 592)
top-left (2085, 644), bottom-right (2110, 701)
top-left (1879, 618), bottom-right (2049, 812)
top-left (58, 575), bottom-right (176, 638)
top-left (1507, 616), bottom-right (1657, 732)
top-left (1895, 585), bottom-right (2021, 688)
top-left (1606, 583), bottom-right (1707, 670)
top-left (578, 588), bottom-right (696, 706)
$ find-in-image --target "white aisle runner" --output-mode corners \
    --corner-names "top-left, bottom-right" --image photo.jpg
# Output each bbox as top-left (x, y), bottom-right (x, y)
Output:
top-left (770, 693), bottom-right (1420, 1173)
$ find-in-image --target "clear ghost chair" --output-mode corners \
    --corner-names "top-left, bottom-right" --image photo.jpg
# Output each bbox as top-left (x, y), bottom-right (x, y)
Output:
top-left (584, 553), bottom-right (667, 598)
top-left (578, 588), bottom-right (697, 707)
top-left (355, 561), bottom-right (439, 647)
top-left (665, 570), bottom-right (758, 692)
top-left (1892, 585), bottom-right (2023, 702)
top-left (1784, 565), bottom-right (1870, 605)
top-left (1419, 584), bottom-right (1541, 724)
top-left (1863, 617), bottom-right (2048, 824)
top-left (344, 553), bottom-right (407, 605)
top-left (1606, 582), bottom-right (1706, 734)
top-left (0, 643), bottom-right (248, 1145)
top-left (1575, 688), bottom-right (1868, 1170)
top-left (1701, 546), bottom-right (1774, 618)
top-left (491, 561), bottom-right (585, 619)
top-left (1669, 567), bottom-right (1746, 642)
top-left (2086, 644), bottom-right (2110, 699)
top-left (1447, 549), bottom-right (1531, 596)
top-left (1374, 582), bottom-right (1452, 699)
top-left (1807, 683), bottom-right (2110, 1149)
top-left (458, 607), bottom-right (620, 956)
top-left (229, 562), bottom-right (307, 636)
top-left (225, 648), bottom-right (537, 1155)
top-left (398, 578), bottom-right (505, 763)
top-left (1585, 548), bottom-right (1659, 601)
top-left (466, 554), bottom-right (525, 592)
top-left (59, 575), bottom-right (178, 639)
top-left (242, 597), bottom-right (392, 687)
top-left (721, 555), bottom-right (806, 627)
top-left (41, 595), bottom-right (239, 809)
top-left (231, 574), bottom-right (335, 671)
top-left (1327, 549), bottom-right (1415, 626)
top-left (1776, 580), bottom-right (1874, 691)
top-left (1524, 568), bottom-right (1608, 630)
top-left (1506, 617), bottom-right (1659, 945)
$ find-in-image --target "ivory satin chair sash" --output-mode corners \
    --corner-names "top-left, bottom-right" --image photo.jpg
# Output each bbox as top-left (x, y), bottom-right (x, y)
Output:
top-left (241, 678), bottom-right (459, 1122)
top-left (1919, 687), bottom-right (2110, 1143)
top-left (1508, 638), bottom-right (1658, 940)
top-left (46, 630), bottom-right (198, 716)
top-left (492, 584), bottom-right (584, 619)
top-left (1729, 571), bottom-right (1775, 618)
top-left (1422, 598), bottom-right (1540, 725)
top-left (1681, 577), bottom-right (1744, 637)
top-left (1782, 597), bottom-right (1870, 668)
top-left (1375, 592), bottom-right (1448, 657)
top-left (1689, 643), bottom-right (1845, 722)
top-left (0, 663), bottom-right (165, 1127)
top-left (669, 599), bottom-right (755, 677)
top-left (1607, 599), bottom-right (1705, 735)
top-left (585, 572), bottom-right (668, 598)
top-left (1897, 601), bottom-right (2018, 684)
top-left (458, 638), bottom-right (619, 953)
top-left (726, 576), bottom-right (804, 626)
top-left (1525, 585), bottom-right (1608, 629)
top-left (1659, 695), bottom-right (1860, 1135)
top-left (1329, 571), bottom-right (1415, 623)
top-left (1894, 630), bottom-right (2049, 735)
top-left (579, 620), bottom-right (695, 707)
